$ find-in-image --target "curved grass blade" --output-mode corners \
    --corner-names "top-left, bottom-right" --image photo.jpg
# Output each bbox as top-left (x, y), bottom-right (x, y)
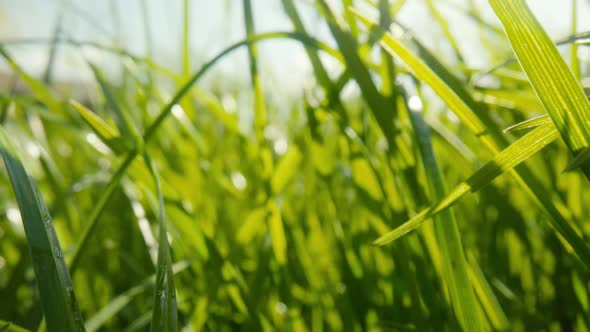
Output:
top-left (0, 128), bottom-right (85, 332)
top-left (409, 109), bottom-right (483, 332)
top-left (374, 121), bottom-right (559, 245)
top-left (144, 154), bottom-right (177, 332)
top-left (503, 115), bottom-right (551, 133)
top-left (489, 0), bottom-right (590, 159)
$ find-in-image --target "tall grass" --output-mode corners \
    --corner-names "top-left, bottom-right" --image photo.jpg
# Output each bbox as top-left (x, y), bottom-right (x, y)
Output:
top-left (1, 1), bottom-right (590, 331)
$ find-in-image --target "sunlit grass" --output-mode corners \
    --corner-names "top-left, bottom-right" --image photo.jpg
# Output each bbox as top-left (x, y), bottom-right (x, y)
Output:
top-left (1, 1), bottom-right (590, 331)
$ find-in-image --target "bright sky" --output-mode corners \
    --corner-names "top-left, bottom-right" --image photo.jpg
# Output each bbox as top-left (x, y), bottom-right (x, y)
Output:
top-left (0, 0), bottom-right (588, 95)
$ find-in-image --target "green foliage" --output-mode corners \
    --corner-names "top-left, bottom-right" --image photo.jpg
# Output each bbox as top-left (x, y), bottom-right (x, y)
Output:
top-left (1, 1), bottom-right (590, 331)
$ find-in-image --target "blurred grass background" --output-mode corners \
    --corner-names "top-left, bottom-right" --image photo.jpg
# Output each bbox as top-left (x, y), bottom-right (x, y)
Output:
top-left (1, 0), bottom-right (590, 331)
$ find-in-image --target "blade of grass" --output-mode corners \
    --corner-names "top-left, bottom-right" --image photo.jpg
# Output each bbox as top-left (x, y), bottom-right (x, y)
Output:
top-left (69, 99), bottom-right (128, 154)
top-left (408, 108), bottom-right (483, 332)
top-left (317, 0), bottom-right (397, 148)
top-left (0, 320), bottom-right (30, 332)
top-left (85, 261), bottom-right (189, 332)
top-left (243, 0), bottom-right (267, 143)
top-left (467, 254), bottom-right (509, 331)
top-left (144, 154), bottom-right (178, 332)
top-left (490, 0), bottom-right (590, 161)
top-left (503, 115), bottom-right (552, 133)
top-left (0, 128), bottom-right (85, 332)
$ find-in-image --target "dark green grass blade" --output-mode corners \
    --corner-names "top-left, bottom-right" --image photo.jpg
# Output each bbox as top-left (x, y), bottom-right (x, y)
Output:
top-left (0, 128), bottom-right (85, 332)
top-left (489, 0), bottom-right (590, 159)
top-left (374, 121), bottom-right (559, 245)
top-left (144, 154), bottom-right (178, 332)
top-left (409, 110), bottom-right (483, 332)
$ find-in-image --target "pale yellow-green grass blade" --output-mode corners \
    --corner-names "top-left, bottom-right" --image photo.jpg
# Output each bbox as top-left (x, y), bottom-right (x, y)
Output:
top-left (271, 146), bottom-right (302, 194)
top-left (503, 115), bottom-right (552, 133)
top-left (69, 99), bottom-right (129, 154)
top-left (489, 0), bottom-right (590, 157)
top-left (374, 121), bottom-right (559, 245)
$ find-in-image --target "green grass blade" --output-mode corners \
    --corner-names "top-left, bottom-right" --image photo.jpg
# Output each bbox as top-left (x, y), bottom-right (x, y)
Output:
top-left (503, 115), bottom-right (552, 133)
top-left (0, 320), bottom-right (30, 332)
top-left (69, 100), bottom-right (128, 154)
top-left (0, 128), bottom-right (85, 332)
top-left (317, 1), bottom-right (396, 147)
top-left (467, 254), bottom-right (509, 331)
top-left (489, 0), bottom-right (590, 157)
top-left (85, 261), bottom-right (189, 332)
top-left (144, 154), bottom-right (178, 332)
top-left (243, 0), bottom-right (267, 142)
top-left (352, 11), bottom-right (492, 144)
top-left (374, 121), bottom-right (559, 245)
top-left (271, 146), bottom-right (302, 194)
top-left (409, 109), bottom-right (483, 332)
top-left (268, 201), bottom-right (287, 265)
top-left (564, 148), bottom-right (590, 172)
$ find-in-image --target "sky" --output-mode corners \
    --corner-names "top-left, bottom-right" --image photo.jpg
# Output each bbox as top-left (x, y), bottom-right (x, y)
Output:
top-left (0, 0), bottom-right (588, 95)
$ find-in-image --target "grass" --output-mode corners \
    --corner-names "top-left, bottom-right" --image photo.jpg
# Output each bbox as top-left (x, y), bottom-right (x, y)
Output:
top-left (1, 0), bottom-right (590, 331)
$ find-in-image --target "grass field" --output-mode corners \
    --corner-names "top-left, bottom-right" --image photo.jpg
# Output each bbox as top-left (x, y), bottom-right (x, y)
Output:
top-left (1, 0), bottom-right (590, 331)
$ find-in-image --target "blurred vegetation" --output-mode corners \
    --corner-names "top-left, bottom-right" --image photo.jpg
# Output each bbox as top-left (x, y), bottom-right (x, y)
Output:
top-left (1, 0), bottom-right (590, 331)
